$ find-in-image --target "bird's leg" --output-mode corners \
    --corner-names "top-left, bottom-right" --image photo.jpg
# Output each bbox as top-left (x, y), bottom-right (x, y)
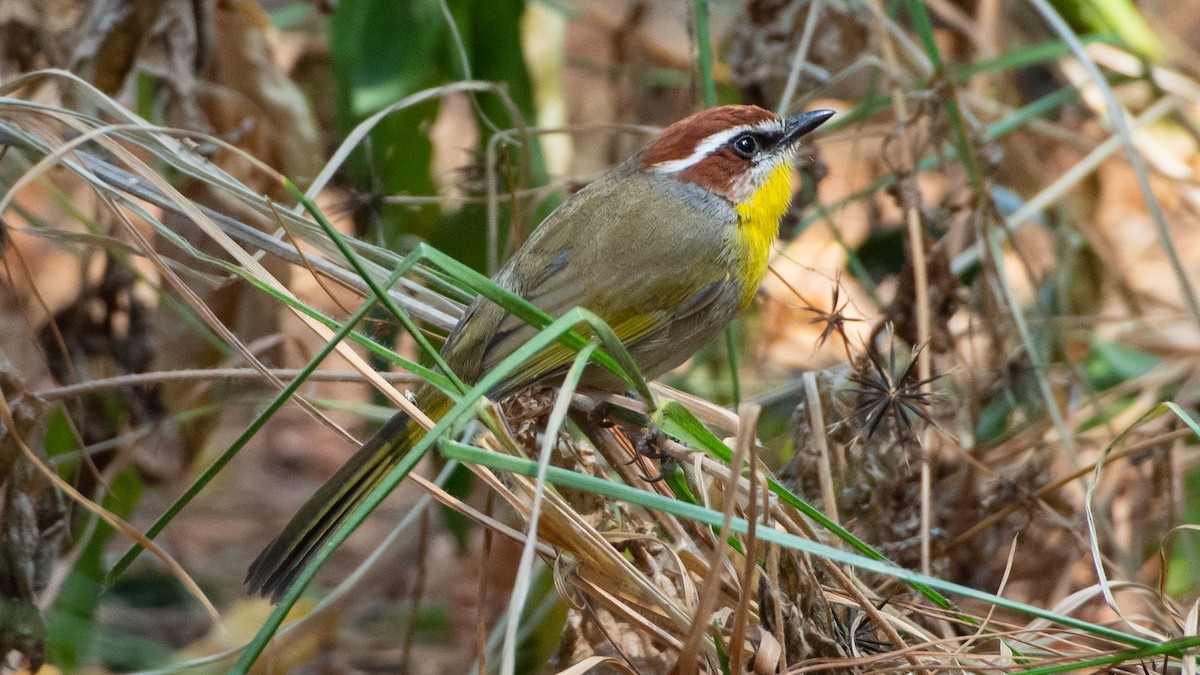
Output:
top-left (571, 389), bottom-right (675, 483)
top-left (586, 400), bottom-right (618, 429)
top-left (631, 426), bottom-right (679, 483)
top-left (630, 426), bottom-right (668, 461)
top-left (608, 390), bottom-right (678, 482)
top-left (569, 388), bottom-right (629, 429)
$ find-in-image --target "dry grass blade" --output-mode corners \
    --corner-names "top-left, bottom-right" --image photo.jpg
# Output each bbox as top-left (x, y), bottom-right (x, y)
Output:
top-left (1026, 0), bottom-right (1200, 333)
top-left (0, 74), bottom-right (464, 328)
top-left (554, 655), bottom-right (640, 675)
top-left (728, 421), bottom-right (763, 674)
top-left (674, 403), bottom-right (760, 674)
top-left (502, 345), bottom-right (595, 674)
top-left (35, 368), bottom-right (420, 400)
top-left (0, 386), bottom-right (220, 626)
top-left (462, 412), bottom-right (707, 666)
top-left (803, 371), bottom-right (840, 524)
top-left (6, 1), bottom-right (1200, 669)
top-left (0, 78), bottom-right (440, 431)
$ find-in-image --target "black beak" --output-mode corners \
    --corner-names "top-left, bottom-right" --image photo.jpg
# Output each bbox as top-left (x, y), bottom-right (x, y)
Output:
top-left (781, 109), bottom-right (836, 145)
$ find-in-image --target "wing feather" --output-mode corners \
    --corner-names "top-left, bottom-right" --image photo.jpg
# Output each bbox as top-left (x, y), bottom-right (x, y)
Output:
top-left (451, 168), bottom-right (740, 396)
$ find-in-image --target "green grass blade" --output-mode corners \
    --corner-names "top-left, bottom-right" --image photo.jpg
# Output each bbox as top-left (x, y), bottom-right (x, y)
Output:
top-left (439, 441), bottom-right (1159, 650)
top-left (691, 0), bottom-right (742, 408)
top-left (693, 0), bottom-right (717, 108)
top-left (1164, 403), bottom-right (1200, 439)
top-left (954, 33), bottom-right (1119, 80)
top-left (106, 261), bottom-right (414, 583)
top-left (286, 180), bottom-right (467, 394)
top-left (656, 400), bottom-right (952, 609)
top-left (501, 342), bottom-right (597, 673)
top-left (233, 307), bottom-right (649, 672)
top-left (1011, 635), bottom-right (1200, 675)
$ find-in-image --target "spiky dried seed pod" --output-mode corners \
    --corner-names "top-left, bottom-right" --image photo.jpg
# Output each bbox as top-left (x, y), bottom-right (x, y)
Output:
top-left (847, 338), bottom-right (941, 442)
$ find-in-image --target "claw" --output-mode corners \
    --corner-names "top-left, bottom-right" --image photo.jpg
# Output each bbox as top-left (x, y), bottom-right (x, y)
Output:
top-left (639, 469), bottom-right (666, 483)
top-left (633, 427), bottom-right (675, 483)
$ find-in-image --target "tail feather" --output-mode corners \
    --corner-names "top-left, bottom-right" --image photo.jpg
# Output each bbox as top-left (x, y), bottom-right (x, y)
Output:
top-left (245, 411), bottom-right (423, 601)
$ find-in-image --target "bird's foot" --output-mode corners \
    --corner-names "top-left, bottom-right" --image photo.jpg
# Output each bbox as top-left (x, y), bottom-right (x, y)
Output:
top-left (626, 426), bottom-right (677, 483)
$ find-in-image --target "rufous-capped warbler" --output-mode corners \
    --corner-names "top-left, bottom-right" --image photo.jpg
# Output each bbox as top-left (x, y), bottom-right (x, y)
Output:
top-left (246, 105), bottom-right (835, 600)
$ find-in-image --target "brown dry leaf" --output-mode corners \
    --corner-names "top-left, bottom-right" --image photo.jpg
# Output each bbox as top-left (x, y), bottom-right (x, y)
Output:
top-left (554, 602), bottom-right (676, 674)
top-left (0, 0), bottom-right (80, 76)
top-left (0, 366), bottom-right (65, 673)
top-left (203, 0), bottom-right (324, 189)
top-left (70, 0), bottom-right (212, 133)
top-left (177, 596), bottom-right (334, 674)
top-left (554, 654), bottom-right (639, 675)
top-left (1094, 160), bottom-right (1200, 323)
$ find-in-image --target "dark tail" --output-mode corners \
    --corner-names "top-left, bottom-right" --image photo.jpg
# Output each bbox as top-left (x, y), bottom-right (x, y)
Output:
top-left (245, 410), bottom-right (426, 601)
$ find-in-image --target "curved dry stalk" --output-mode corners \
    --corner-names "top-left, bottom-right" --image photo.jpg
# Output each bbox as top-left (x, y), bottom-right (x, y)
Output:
top-left (36, 368), bottom-right (419, 400)
top-left (1025, 0), bottom-right (1200, 334)
top-left (0, 85), bottom-right (436, 430)
top-left (675, 403), bottom-right (761, 674)
top-left (0, 386), bottom-right (220, 625)
top-left (776, 0), bottom-right (824, 116)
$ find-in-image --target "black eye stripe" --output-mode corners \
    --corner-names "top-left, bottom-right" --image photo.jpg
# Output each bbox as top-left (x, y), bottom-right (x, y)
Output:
top-left (727, 130), bottom-right (783, 159)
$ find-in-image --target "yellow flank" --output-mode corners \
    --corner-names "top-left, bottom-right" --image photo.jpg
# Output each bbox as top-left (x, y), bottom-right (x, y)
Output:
top-left (733, 162), bottom-right (792, 307)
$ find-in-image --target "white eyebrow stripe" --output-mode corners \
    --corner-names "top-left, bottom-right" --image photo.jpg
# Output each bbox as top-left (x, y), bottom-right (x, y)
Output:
top-left (651, 118), bottom-right (784, 174)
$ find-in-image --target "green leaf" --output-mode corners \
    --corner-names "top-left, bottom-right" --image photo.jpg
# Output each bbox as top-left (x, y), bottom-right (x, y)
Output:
top-left (1085, 340), bottom-right (1159, 391)
top-left (48, 468), bottom-right (144, 669)
top-left (1049, 0), bottom-right (1162, 61)
top-left (331, 0), bottom-right (447, 247)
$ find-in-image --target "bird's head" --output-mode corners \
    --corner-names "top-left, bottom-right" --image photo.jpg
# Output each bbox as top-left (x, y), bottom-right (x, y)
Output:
top-left (642, 104), bottom-right (834, 207)
top-left (642, 105), bottom-right (834, 307)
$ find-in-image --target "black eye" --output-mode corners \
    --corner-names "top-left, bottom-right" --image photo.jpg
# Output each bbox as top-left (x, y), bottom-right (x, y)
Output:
top-left (732, 134), bottom-right (759, 158)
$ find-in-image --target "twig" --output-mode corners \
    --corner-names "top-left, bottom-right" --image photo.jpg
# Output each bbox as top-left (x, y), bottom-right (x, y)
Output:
top-left (803, 371), bottom-right (841, 525)
top-left (777, 0), bottom-right (824, 116)
top-left (869, 0), bottom-right (935, 576)
top-left (1026, 0), bottom-right (1200, 333)
top-left (675, 403), bottom-right (760, 674)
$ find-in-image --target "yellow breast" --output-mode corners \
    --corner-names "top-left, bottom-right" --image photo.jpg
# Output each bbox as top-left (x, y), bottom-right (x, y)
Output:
top-left (732, 163), bottom-right (792, 307)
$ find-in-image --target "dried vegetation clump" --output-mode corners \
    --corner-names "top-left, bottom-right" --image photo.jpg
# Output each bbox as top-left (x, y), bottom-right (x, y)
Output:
top-left (3, 0), bottom-right (1200, 672)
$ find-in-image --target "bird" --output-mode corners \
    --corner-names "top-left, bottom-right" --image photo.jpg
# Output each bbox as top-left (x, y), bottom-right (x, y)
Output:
top-left (246, 104), bottom-right (835, 601)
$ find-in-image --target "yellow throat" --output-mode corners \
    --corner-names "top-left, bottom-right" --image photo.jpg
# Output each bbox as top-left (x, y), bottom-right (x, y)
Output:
top-left (733, 162), bottom-right (793, 307)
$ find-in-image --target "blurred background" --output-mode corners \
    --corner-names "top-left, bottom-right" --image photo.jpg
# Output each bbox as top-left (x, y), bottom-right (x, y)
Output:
top-left (5, 0), bottom-right (1200, 672)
